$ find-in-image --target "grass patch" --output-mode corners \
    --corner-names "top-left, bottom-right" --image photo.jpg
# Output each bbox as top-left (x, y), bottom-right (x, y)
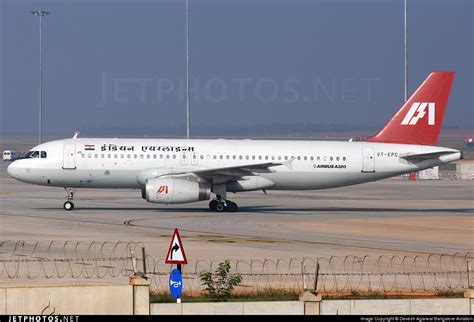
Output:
top-left (150, 289), bottom-right (464, 303)
top-left (322, 291), bottom-right (464, 300)
top-left (439, 163), bottom-right (456, 171)
top-left (150, 289), bottom-right (300, 303)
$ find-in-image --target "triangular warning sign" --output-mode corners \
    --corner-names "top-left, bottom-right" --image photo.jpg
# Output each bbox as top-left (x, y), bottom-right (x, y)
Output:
top-left (165, 229), bottom-right (187, 265)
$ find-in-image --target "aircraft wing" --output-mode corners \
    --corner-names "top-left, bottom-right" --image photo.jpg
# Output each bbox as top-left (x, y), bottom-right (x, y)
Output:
top-left (191, 162), bottom-right (283, 177)
top-left (160, 160), bottom-right (292, 182)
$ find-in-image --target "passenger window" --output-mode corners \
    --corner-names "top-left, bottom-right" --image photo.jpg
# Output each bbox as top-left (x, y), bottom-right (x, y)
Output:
top-left (153, 155), bottom-right (157, 159)
top-left (246, 156), bottom-right (249, 160)
top-left (343, 157), bottom-right (346, 161)
top-left (265, 156), bottom-right (268, 160)
top-left (336, 157), bottom-right (340, 161)
top-left (172, 155), bottom-right (176, 159)
top-left (121, 154), bottom-right (124, 158)
top-left (284, 156), bottom-right (288, 161)
top-left (140, 155), bottom-right (144, 159)
top-left (239, 156), bottom-right (243, 160)
top-left (226, 155), bottom-right (230, 160)
top-left (94, 154), bottom-right (98, 158)
top-left (88, 154), bottom-right (92, 158)
top-left (160, 154), bottom-right (164, 159)
top-left (317, 156), bottom-right (320, 161)
top-left (200, 155), bottom-right (204, 159)
top-left (252, 156), bottom-right (256, 160)
top-left (310, 156), bottom-right (314, 161)
top-left (233, 155), bottom-right (236, 160)
top-left (330, 157), bottom-right (333, 161)
top-left (220, 155), bottom-right (223, 160)
top-left (102, 154), bottom-right (105, 158)
top-left (213, 155), bottom-right (217, 160)
top-left (41, 151), bottom-right (47, 158)
top-left (146, 154), bottom-right (150, 159)
top-left (304, 156), bottom-right (307, 161)
top-left (259, 156), bottom-right (262, 160)
top-left (278, 156), bottom-right (281, 160)
top-left (323, 156), bottom-right (327, 161)
top-left (133, 154), bottom-right (137, 159)
top-left (297, 156), bottom-right (301, 161)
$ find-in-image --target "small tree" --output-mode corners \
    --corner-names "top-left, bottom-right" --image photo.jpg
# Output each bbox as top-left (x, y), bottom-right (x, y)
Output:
top-left (200, 260), bottom-right (242, 301)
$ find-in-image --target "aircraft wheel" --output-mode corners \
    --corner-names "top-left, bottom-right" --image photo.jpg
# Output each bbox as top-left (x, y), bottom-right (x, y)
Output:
top-left (64, 201), bottom-right (74, 211)
top-left (226, 201), bottom-right (238, 213)
top-left (209, 200), bottom-right (218, 211)
top-left (215, 202), bottom-right (225, 212)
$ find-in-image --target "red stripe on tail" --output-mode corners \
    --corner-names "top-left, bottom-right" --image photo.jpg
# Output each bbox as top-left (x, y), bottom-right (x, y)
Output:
top-left (366, 72), bottom-right (454, 145)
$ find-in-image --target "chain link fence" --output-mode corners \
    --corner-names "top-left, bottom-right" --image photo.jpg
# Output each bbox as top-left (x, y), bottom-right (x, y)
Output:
top-left (1, 240), bottom-right (472, 294)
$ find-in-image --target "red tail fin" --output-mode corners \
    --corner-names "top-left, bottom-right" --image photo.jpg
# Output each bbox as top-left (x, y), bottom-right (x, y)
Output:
top-left (366, 71), bottom-right (455, 145)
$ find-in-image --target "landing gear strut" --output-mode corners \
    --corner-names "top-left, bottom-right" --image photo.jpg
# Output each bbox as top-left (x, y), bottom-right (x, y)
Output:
top-left (64, 188), bottom-right (75, 211)
top-left (208, 194), bottom-right (238, 213)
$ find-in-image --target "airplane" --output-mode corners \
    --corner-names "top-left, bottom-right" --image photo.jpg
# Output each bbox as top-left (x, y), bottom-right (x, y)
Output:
top-left (7, 71), bottom-right (462, 212)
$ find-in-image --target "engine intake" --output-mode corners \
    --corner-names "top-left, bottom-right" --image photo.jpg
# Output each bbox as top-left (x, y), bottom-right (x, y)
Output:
top-left (145, 177), bottom-right (210, 204)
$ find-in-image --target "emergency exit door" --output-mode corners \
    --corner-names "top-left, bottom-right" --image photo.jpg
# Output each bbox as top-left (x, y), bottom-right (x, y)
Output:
top-left (362, 147), bottom-right (375, 173)
top-left (63, 143), bottom-right (76, 169)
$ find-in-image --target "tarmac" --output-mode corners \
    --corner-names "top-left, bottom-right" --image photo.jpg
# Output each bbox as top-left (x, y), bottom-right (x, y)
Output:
top-left (0, 160), bottom-right (472, 261)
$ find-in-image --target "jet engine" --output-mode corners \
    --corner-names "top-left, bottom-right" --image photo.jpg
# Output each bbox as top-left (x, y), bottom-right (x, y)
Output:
top-left (145, 177), bottom-right (210, 204)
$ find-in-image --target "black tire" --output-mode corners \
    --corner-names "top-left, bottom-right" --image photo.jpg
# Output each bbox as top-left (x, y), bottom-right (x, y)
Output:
top-left (226, 201), bottom-right (238, 213)
top-left (215, 202), bottom-right (225, 212)
top-left (64, 201), bottom-right (74, 211)
top-left (209, 200), bottom-right (218, 210)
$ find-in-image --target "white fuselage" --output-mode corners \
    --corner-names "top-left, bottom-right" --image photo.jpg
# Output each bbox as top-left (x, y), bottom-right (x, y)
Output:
top-left (7, 138), bottom-right (461, 191)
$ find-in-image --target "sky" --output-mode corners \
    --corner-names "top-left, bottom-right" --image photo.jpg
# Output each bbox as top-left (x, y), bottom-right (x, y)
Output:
top-left (0, 0), bottom-right (472, 137)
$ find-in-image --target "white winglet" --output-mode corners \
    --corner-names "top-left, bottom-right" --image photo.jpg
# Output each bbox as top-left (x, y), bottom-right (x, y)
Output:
top-left (72, 131), bottom-right (80, 139)
top-left (282, 158), bottom-right (295, 170)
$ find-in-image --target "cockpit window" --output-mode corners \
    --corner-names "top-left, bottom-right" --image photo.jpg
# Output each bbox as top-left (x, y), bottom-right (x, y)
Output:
top-left (25, 151), bottom-right (40, 158)
top-left (41, 151), bottom-right (47, 158)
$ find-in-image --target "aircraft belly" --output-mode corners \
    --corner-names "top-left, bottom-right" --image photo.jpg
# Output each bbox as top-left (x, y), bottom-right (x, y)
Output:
top-left (261, 170), bottom-right (398, 190)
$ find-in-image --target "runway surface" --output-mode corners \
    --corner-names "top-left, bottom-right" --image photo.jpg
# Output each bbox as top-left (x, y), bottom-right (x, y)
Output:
top-left (1, 161), bottom-right (472, 262)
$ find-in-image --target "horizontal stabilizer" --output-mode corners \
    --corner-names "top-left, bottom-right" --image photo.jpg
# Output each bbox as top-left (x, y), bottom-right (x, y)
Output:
top-left (399, 151), bottom-right (458, 161)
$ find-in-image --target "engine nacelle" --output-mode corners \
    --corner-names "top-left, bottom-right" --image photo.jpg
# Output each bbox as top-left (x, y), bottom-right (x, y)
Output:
top-left (145, 177), bottom-right (210, 204)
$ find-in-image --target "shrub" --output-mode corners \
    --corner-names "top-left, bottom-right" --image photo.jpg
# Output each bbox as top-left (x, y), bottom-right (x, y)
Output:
top-left (199, 260), bottom-right (242, 301)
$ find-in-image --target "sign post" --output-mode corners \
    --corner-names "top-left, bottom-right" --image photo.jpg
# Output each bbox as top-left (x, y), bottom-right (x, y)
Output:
top-left (165, 229), bottom-right (187, 303)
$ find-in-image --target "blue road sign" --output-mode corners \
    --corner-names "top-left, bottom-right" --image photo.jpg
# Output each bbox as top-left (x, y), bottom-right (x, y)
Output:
top-left (169, 269), bottom-right (183, 299)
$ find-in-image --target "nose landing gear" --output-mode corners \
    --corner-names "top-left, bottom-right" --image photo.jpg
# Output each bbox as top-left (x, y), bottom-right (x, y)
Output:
top-left (63, 188), bottom-right (75, 211)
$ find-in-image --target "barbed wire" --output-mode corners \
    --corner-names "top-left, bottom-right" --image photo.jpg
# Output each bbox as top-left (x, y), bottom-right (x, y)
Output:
top-left (1, 240), bottom-right (472, 294)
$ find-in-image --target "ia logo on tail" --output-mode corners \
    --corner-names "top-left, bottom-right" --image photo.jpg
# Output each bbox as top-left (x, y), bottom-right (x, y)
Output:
top-left (401, 102), bottom-right (435, 125)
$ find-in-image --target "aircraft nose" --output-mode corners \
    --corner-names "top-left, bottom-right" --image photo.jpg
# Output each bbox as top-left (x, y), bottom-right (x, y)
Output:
top-left (7, 161), bottom-right (20, 179)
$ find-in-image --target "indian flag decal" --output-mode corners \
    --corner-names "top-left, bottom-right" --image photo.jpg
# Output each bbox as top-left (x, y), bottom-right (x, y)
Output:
top-left (84, 144), bottom-right (95, 151)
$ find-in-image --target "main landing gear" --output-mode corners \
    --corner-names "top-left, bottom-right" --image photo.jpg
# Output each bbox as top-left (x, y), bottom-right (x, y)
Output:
top-left (63, 188), bottom-right (75, 211)
top-left (209, 199), bottom-right (238, 213)
top-left (209, 185), bottom-right (238, 212)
